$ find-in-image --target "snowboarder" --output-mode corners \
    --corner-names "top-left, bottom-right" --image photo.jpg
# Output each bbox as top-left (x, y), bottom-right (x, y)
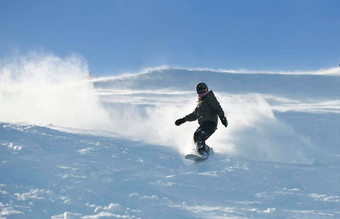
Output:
top-left (175, 82), bottom-right (228, 156)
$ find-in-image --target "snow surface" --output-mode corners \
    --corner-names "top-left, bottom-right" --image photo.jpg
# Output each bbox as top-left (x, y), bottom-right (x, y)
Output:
top-left (0, 54), bottom-right (340, 218)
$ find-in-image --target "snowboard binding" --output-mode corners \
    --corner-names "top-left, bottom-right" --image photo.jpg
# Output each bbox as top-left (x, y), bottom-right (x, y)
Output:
top-left (196, 141), bottom-right (213, 157)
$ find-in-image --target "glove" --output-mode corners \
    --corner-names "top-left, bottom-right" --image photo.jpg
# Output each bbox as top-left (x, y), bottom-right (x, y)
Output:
top-left (175, 118), bottom-right (186, 126)
top-left (220, 116), bottom-right (228, 127)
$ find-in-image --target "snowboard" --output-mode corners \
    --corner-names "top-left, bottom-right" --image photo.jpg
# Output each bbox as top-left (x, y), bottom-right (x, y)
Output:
top-left (185, 153), bottom-right (208, 162)
top-left (185, 146), bottom-right (214, 162)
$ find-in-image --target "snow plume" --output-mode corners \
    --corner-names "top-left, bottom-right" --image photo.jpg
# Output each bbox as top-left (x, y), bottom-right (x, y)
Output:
top-left (95, 87), bottom-right (313, 164)
top-left (0, 52), bottom-right (111, 129)
top-left (212, 94), bottom-right (314, 164)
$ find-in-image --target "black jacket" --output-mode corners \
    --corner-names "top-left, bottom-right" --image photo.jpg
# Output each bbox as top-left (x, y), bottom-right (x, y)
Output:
top-left (185, 91), bottom-right (225, 125)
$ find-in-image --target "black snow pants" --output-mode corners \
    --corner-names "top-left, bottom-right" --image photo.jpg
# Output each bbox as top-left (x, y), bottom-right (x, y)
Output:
top-left (193, 121), bottom-right (217, 151)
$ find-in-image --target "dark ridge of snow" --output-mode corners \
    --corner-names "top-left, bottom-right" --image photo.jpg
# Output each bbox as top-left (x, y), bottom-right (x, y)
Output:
top-left (94, 68), bottom-right (340, 99)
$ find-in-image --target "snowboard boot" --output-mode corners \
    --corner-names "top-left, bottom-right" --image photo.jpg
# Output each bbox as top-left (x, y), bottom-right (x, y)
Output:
top-left (196, 141), bottom-right (209, 156)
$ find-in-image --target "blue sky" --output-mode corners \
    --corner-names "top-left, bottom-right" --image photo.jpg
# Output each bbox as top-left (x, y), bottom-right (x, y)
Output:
top-left (1, 0), bottom-right (340, 76)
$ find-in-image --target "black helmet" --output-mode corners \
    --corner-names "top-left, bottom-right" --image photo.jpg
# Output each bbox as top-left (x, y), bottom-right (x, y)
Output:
top-left (196, 82), bottom-right (208, 94)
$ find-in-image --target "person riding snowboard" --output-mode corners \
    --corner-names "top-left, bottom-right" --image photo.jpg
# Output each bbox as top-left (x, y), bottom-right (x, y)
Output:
top-left (175, 82), bottom-right (228, 156)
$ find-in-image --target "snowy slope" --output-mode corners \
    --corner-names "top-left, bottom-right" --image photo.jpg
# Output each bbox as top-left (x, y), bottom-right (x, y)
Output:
top-left (1, 123), bottom-right (339, 219)
top-left (0, 55), bottom-right (340, 218)
top-left (1, 121), bottom-right (339, 218)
